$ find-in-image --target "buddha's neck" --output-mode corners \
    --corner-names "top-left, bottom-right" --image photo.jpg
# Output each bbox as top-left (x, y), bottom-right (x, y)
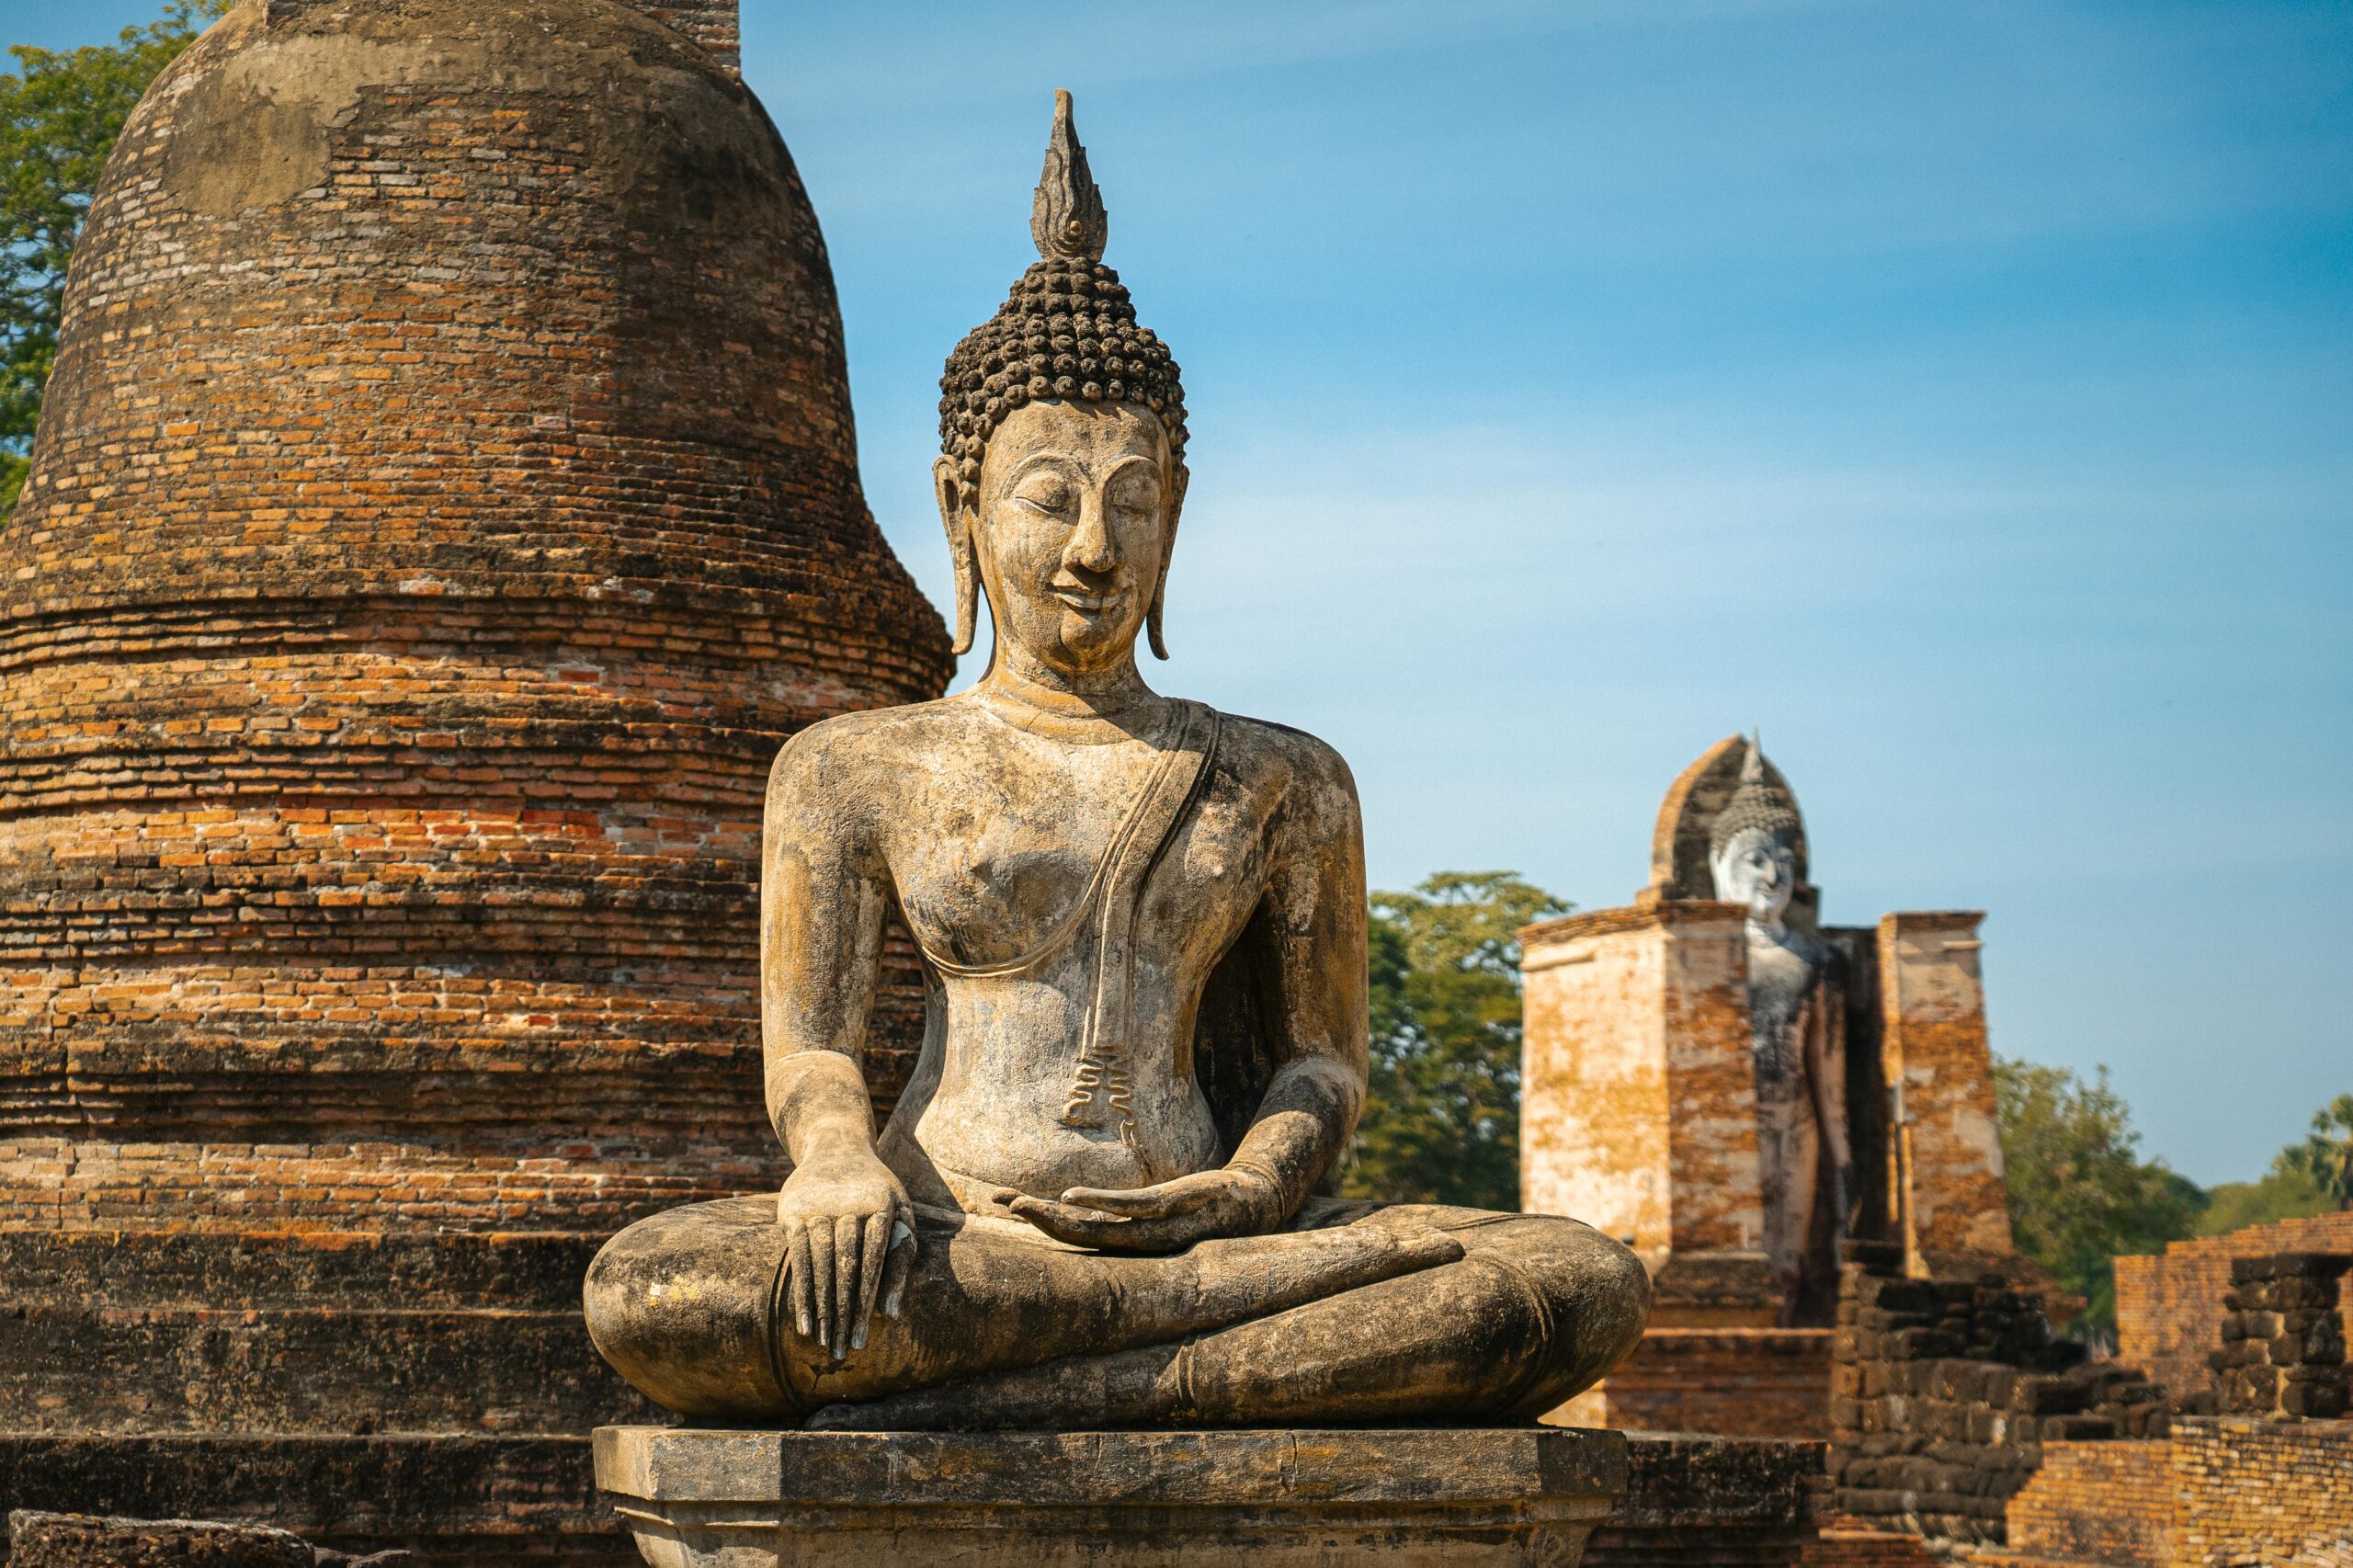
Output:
top-left (976, 651), bottom-right (1165, 743)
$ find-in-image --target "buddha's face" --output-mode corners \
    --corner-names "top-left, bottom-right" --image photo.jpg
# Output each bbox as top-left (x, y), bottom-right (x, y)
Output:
top-left (962, 399), bottom-right (1173, 676)
top-left (1711, 827), bottom-right (1799, 925)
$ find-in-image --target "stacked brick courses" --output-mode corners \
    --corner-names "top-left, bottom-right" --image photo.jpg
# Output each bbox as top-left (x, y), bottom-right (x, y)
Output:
top-left (0, 0), bottom-right (947, 1557)
top-left (1583, 1436), bottom-right (1827, 1566)
top-left (1830, 1253), bottom-right (2166, 1548)
top-left (1998, 1441), bottom-right (2173, 1566)
top-left (2191, 1253), bottom-right (2349, 1420)
top-left (2115, 1211), bottom-right (2353, 1397)
top-left (2168, 1415), bottom-right (2353, 1566)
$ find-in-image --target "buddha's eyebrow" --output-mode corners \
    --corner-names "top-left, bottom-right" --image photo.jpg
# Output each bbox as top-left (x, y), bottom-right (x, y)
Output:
top-left (1003, 452), bottom-right (1080, 482)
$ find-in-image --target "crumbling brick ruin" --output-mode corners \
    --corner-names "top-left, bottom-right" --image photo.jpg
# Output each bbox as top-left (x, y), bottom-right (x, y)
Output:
top-left (1830, 1245), bottom-right (2168, 1545)
top-left (1829, 1238), bottom-right (2352, 1564)
top-left (0, 0), bottom-right (948, 1558)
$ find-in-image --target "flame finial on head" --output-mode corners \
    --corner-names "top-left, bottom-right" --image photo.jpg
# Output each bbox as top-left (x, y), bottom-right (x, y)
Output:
top-left (1031, 90), bottom-right (1108, 264)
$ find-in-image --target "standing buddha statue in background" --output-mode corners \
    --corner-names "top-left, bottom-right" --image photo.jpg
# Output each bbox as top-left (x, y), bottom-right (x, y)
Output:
top-left (582, 93), bottom-right (1650, 1430)
top-left (1708, 741), bottom-right (1854, 1324)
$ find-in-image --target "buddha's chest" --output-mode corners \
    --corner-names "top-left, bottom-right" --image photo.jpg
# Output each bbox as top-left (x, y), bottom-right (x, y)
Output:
top-left (891, 735), bottom-right (1272, 977)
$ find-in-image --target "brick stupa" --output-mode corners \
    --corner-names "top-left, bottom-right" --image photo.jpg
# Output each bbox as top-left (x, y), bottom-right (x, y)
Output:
top-left (0, 0), bottom-right (949, 1558)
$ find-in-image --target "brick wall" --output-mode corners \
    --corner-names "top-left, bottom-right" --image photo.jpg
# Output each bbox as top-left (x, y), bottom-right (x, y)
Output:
top-left (2116, 1211), bottom-right (2353, 1397)
top-left (1878, 913), bottom-right (2013, 1268)
top-left (1580, 1328), bottom-right (1832, 1438)
top-left (0, 0), bottom-right (948, 1236)
top-left (2195, 1253), bottom-right (2349, 1419)
top-left (2170, 1415), bottom-right (2353, 1566)
top-left (620, 0), bottom-right (738, 73)
top-left (1829, 1257), bottom-right (2166, 1548)
top-left (1520, 903), bottom-right (1765, 1267)
top-left (1584, 1435), bottom-right (1825, 1567)
top-left (2001, 1441), bottom-right (2172, 1566)
top-left (0, 0), bottom-right (947, 1557)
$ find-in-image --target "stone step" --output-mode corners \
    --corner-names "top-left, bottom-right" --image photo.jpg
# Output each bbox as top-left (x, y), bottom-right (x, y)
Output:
top-left (0, 1305), bottom-right (655, 1435)
top-left (0, 1228), bottom-right (604, 1312)
top-left (0, 1433), bottom-right (635, 1568)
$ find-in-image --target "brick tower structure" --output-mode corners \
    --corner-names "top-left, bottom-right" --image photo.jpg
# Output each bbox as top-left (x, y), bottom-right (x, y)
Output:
top-left (0, 0), bottom-right (949, 1557)
top-left (1521, 735), bottom-right (2025, 1439)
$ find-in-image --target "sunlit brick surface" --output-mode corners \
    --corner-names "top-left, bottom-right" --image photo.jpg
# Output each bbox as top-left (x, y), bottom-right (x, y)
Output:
top-left (0, 0), bottom-right (949, 1238)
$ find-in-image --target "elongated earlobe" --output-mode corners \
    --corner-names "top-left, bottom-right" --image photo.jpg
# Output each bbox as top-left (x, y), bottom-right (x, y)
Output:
top-left (935, 456), bottom-right (981, 657)
top-left (1147, 478), bottom-right (1185, 661)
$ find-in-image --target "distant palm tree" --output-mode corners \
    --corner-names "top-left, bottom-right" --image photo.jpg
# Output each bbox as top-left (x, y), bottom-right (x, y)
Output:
top-left (2281, 1094), bottom-right (2353, 1211)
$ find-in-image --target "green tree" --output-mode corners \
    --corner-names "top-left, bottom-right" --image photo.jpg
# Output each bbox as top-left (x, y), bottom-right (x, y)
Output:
top-left (1342, 870), bottom-right (1570, 1211)
top-left (1993, 1056), bottom-right (2205, 1335)
top-left (2278, 1092), bottom-right (2353, 1211)
top-left (1, 0), bottom-right (223, 517)
top-left (2195, 1162), bottom-right (2331, 1238)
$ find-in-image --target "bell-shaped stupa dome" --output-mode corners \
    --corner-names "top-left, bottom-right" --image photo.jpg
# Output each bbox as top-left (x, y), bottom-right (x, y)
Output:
top-left (0, 0), bottom-right (949, 1240)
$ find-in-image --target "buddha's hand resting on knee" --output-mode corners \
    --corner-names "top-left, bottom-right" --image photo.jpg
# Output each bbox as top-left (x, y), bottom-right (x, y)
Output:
top-left (996, 1165), bottom-right (1286, 1255)
top-left (776, 1153), bottom-right (917, 1360)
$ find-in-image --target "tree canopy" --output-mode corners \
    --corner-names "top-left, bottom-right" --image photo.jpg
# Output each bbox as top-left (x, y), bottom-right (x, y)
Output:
top-left (1992, 1055), bottom-right (2204, 1335)
top-left (1341, 870), bottom-right (1570, 1212)
top-left (1, 1), bottom-right (222, 516)
top-left (2279, 1092), bottom-right (2353, 1211)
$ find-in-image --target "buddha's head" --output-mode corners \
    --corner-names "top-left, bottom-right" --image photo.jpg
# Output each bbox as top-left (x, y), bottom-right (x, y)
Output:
top-left (933, 92), bottom-right (1189, 678)
top-left (1708, 742), bottom-right (1805, 926)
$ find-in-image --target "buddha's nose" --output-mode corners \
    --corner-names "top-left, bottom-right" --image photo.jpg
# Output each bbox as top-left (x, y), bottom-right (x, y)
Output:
top-left (1067, 493), bottom-right (1118, 574)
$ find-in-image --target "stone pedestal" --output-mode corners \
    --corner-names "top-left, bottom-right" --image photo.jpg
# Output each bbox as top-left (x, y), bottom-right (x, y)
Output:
top-left (594, 1425), bottom-right (1628, 1566)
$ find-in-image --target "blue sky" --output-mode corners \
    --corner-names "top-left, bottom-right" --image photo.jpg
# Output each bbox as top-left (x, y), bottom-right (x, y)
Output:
top-left (16, 0), bottom-right (2350, 1185)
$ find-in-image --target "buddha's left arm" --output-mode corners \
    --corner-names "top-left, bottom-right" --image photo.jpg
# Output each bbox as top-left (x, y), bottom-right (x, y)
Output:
top-left (1221, 743), bottom-right (1371, 1221)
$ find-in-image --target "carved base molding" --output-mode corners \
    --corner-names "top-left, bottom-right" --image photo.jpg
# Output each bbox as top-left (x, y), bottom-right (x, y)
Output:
top-left (596, 1425), bottom-right (1629, 1566)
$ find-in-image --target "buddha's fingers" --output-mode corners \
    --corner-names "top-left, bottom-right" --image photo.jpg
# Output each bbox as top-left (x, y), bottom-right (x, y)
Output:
top-left (830, 1215), bottom-right (860, 1360)
top-left (1058, 1177), bottom-right (1219, 1220)
top-left (879, 1221), bottom-right (916, 1320)
top-left (1003, 1196), bottom-right (1195, 1254)
top-left (782, 1219), bottom-right (817, 1342)
top-left (807, 1220), bottom-right (836, 1355)
top-left (850, 1211), bottom-right (891, 1352)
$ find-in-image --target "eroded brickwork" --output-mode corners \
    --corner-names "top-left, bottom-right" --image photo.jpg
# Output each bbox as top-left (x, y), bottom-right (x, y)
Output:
top-left (1520, 903), bottom-right (1763, 1265)
top-left (0, 0), bottom-right (947, 1557)
top-left (1829, 1256), bottom-right (2165, 1549)
top-left (2169, 1416), bottom-right (2353, 1567)
top-left (2000, 1440), bottom-right (2173, 1566)
top-left (1877, 913), bottom-right (2013, 1267)
top-left (2194, 1253), bottom-right (2349, 1419)
top-left (1582, 1435), bottom-right (1826, 1567)
top-left (2116, 1211), bottom-right (2353, 1397)
top-left (1579, 1327), bottom-right (1832, 1438)
top-left (0, 0), bottom-right (947, 1234)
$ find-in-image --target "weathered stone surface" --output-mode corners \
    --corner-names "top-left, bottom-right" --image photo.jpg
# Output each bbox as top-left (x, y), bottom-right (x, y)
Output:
top-left (6, 1512), bottom-right (311, 1568)
top-left (595, 1426), bottom-right (1627, 1567)
top-left (584, 93), bottom-right (1650, 1436)
top-left (0, 1436), bottom-right (629, 1567)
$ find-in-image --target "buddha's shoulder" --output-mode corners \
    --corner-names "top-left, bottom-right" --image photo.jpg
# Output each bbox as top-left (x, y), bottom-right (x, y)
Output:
top-left (1211, 709), bottom-right (1359, 804)
top-left (767, 698), bottom-right (973, 782)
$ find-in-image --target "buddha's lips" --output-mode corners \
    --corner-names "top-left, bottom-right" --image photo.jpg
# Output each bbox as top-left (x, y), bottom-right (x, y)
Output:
top-left (1052, 586), bottom-right (1116, 611)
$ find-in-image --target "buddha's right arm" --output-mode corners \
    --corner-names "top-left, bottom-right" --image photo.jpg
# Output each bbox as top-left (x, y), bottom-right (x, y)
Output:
top-left (758, 730), bottom-right (892, 1162)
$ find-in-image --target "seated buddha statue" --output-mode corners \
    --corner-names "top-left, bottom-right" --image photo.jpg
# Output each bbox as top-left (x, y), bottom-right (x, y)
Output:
top-left (584, 94), bottom-right (1648, 1431)
top-left (1707, 742), bottom-right (1854, 1325)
